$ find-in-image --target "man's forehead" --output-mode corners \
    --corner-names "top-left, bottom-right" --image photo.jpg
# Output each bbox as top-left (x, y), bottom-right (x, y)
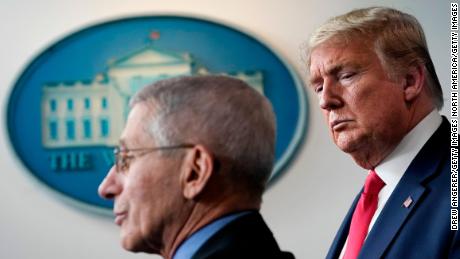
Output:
top-left (309, 42), bottom-right (374, 74)
top-left (309, 52), bottom-right (349, 84)
top-left (119, 104), bottom-right (154, 148)
top-left (119, 131), bottom-right (141, 149)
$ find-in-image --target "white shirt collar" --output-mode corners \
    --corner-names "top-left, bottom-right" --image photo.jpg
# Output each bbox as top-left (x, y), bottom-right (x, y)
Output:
top-left (374, 109), bottom-right (442, 187)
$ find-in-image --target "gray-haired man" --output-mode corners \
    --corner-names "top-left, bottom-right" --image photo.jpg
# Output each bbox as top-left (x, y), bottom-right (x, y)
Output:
top-left (98, 75), bottom-right (295, 259)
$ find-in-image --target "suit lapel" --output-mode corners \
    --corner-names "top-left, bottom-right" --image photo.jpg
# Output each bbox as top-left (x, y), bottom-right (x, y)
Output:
top-left (359, 178), bottom-right (427, 258)
top-left (359, 118), bottom-right (449, 258)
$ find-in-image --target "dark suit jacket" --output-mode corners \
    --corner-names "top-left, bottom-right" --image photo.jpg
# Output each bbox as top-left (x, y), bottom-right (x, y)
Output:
top-left (192, 211), bottom-right (295, 259)
top-left (327, 117), bottom-right (460, 259)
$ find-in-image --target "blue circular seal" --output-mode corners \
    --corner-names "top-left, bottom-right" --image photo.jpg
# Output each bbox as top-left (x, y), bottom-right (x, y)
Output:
top-left (7, 16), bottom-right (308, 210)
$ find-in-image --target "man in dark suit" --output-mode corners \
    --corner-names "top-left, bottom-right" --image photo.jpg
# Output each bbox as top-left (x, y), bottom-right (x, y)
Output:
top-left (304, 7), bottom-right (459, 258)
top-left (98, 75), bottom-right (294, 259)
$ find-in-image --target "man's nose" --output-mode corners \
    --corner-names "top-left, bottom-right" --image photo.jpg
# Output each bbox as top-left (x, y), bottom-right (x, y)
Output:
top-left (319, 80), bottom-right (343, 110)
top-left (98, 166), bottom-right (122, 200)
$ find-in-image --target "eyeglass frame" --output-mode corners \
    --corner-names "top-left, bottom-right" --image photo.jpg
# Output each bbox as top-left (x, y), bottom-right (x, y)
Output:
top-left (113, 144), bottom-right (195, 173)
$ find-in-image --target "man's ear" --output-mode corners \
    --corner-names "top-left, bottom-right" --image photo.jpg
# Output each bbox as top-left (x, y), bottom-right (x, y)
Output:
top-left (180, 145), bottom-right (214, 200)
top-left (403, 64), bottom-right (426, 102)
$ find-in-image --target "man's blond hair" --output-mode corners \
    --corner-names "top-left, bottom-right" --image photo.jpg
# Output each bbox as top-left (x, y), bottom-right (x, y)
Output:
top-left (305, 7), bottom-right (443, 109)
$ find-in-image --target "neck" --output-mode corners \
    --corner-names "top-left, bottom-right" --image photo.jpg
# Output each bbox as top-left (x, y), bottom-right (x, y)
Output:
top-left (160, 193), bottom-right (260, 259)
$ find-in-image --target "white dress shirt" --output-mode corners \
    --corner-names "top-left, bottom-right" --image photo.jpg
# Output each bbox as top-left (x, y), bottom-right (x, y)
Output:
top-left (339, 110), bottom-right (442, 258)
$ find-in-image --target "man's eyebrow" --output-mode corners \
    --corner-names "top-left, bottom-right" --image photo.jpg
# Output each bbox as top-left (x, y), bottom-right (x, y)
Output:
top-left (326, 64), bottom-right (345, 76)
top-left (309, 64), bottom-right (345, 85)
top-left (308, 75), bottom-right (321, 86)
top-left (119, 138), bottom-right (127, 148)
top-left (324, 62), bottom-right (362, 76)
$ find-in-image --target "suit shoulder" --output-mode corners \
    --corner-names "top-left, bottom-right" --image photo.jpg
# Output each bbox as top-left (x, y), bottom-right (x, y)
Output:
top-left (193, 212), bottom-right (295, 259)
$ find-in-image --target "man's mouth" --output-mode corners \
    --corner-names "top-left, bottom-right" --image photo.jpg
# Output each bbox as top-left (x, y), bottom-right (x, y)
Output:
top-left (331, 119), bottom-right (353, 130)
top-left (114, 212), bottom-right (127, 226)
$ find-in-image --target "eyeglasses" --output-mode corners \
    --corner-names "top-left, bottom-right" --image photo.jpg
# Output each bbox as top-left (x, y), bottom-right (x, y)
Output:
top-left (113, 144), bottom-right (195, 173)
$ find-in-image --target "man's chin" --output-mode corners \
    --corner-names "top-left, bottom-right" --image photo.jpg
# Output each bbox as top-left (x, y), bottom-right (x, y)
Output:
top-left (336, 139), bottom-right (368, 158)
top-left (120, 231), bottom-right (142, 252)
top-left (120, 233), bottom-right (158, 254)
top-left (335, 138), bottom-right (360, 154)
top-left (121, 239), bottom-right (146, 253)
top-left (336, 140), bottom-right (379, 169)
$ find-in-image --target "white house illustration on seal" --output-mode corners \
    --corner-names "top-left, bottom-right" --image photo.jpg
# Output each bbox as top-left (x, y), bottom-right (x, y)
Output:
top-left (41, 45), bottom-right (264, 148)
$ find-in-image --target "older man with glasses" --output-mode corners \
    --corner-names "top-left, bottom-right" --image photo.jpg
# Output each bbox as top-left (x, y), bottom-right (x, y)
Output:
top-left (98, 75), bottom-right (295, 259)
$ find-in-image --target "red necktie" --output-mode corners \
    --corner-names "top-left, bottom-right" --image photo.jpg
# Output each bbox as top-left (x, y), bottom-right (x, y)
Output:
top-left (343, 170), bottom-right (385, 259)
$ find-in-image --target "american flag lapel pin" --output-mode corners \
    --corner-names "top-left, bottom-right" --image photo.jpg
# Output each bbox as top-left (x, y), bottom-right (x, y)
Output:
top-left (403, 196), bottom-right (413, 208)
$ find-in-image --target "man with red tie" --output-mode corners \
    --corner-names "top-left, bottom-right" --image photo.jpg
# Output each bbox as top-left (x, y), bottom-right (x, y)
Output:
top-left (305, 7), bottom-right (459, 258)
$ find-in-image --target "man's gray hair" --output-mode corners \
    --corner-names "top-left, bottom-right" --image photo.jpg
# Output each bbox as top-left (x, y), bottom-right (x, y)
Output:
top-left (305, 6), bottom-right (443, 109)
top-left (130, 75), bottom-right (276, 196)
